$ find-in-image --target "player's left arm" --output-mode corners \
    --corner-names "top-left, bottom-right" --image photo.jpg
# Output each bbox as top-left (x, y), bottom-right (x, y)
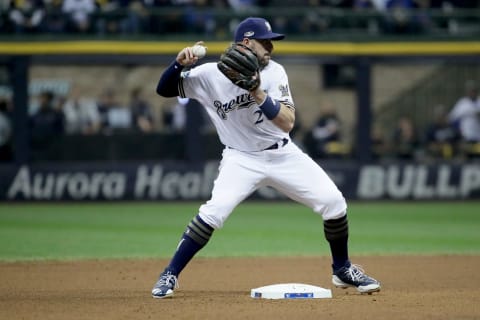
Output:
top-left (249, 88), bottom-right (295, 133)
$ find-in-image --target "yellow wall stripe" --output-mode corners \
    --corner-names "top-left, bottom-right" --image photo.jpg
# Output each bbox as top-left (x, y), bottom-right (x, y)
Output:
top-left (0, 41), bottom-right (479, 56)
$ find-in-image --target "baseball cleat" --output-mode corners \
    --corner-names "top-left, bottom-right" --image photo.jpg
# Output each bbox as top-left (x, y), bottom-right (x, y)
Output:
top-left (152, 270), bottom-right (178, 299)
top-left (332, 263), bottom-right (381, 293)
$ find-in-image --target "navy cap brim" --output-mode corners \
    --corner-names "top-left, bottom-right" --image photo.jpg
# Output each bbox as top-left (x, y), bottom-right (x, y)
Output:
top-left (256, 32), bottom-right (285, 40)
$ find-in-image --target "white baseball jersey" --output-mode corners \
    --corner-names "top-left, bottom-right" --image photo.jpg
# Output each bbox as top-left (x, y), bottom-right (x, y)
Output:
top-left (177, 58), bottom-right (347, 229)
top-left (179, 60), bottom-right (293, 151)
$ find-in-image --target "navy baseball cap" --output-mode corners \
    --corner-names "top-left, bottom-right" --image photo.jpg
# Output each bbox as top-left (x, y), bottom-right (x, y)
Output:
top-left (234, 17), bottom-right (285, 42)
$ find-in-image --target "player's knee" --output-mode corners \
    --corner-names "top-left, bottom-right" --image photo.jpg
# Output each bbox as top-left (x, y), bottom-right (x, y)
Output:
top-left (198, 211), bottom-right (226, 229)
top-left (315, 193), bottom-right (347, 220)
top-left (198, 202), bottom-right (236, 229)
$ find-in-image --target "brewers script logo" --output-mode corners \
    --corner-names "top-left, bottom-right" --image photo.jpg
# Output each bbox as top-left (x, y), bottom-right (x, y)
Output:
top-left (214, 93), bottom-right (256, 120)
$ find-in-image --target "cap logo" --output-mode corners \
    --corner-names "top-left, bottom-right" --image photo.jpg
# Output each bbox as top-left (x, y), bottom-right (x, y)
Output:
top-left (244, 31), bottom-right (255, 37)
top-left (265, 21), bottom-right (272, 31)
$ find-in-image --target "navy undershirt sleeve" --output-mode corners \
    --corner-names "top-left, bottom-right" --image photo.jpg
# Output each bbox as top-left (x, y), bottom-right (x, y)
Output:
top-left (156, 60), bottom-right (184, 97)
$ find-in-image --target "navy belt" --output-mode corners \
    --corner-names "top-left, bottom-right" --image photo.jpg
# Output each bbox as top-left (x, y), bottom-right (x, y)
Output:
top-left (264, 138), bottom-right (289, 150)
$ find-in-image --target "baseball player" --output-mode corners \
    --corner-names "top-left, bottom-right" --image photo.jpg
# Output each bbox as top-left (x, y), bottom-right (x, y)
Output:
top-left (152, 17), bottom-right (380, 298)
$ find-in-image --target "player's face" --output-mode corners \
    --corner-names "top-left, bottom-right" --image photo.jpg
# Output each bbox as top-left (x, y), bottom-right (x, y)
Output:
top-left (251, 39), bottom-right (273, 69)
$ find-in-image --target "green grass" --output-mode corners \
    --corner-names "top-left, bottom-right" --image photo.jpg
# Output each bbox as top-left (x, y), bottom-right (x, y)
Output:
top-left (0, 201), bottom-right (478, 261)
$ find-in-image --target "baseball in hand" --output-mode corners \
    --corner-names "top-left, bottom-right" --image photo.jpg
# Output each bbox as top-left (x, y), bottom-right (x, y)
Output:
top-left (192, 45), bottom-right (207, 58)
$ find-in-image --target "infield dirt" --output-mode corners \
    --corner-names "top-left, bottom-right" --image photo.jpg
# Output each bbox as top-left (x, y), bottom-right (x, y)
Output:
top-left (1, 255), bottom-right (479, 320)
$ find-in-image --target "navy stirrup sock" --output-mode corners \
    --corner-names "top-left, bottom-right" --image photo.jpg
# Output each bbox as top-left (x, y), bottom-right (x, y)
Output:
top-left (167, 215), bottom-right (214, 276)
top-left (324, 215), bottom-right (350, 271)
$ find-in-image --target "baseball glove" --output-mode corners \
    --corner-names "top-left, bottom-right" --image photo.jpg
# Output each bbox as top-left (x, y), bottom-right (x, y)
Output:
top-left (217, 43), bottom-right (260, 91)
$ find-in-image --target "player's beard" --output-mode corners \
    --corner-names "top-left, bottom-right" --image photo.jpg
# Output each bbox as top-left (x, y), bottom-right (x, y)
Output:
top-left (259, 54), bottom-right (270, 70)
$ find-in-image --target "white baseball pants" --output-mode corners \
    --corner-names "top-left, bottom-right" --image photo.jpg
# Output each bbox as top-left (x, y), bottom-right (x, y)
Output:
top-left (198, 141), bottom-right (347, 229)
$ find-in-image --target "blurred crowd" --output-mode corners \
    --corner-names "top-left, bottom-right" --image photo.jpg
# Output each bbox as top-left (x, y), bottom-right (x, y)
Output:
top-left (0, 78), bottom-right (479, 162)
top-left (0, 0), bottom-right (478, 36)
top-left (0, 0), bottom-right (479, 161)
top-left (302, 79), bottom-right (480, 161)
top-left (0, 82), bottom-right (218, 161)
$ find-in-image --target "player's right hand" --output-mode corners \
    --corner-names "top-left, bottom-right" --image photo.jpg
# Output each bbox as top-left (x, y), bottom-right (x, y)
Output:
top-left (176, 41), bottom-right (204, 67)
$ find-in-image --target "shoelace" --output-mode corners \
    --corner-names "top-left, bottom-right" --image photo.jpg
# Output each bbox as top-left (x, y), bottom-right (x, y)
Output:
top-left (158, 272), bottom-right (179, 289)
top-left (345, 264), bottom-right (368, 281)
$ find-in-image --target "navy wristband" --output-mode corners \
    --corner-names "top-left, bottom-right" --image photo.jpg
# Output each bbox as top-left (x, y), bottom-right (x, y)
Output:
top-left (259, 96), bottom-right (281, 120)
